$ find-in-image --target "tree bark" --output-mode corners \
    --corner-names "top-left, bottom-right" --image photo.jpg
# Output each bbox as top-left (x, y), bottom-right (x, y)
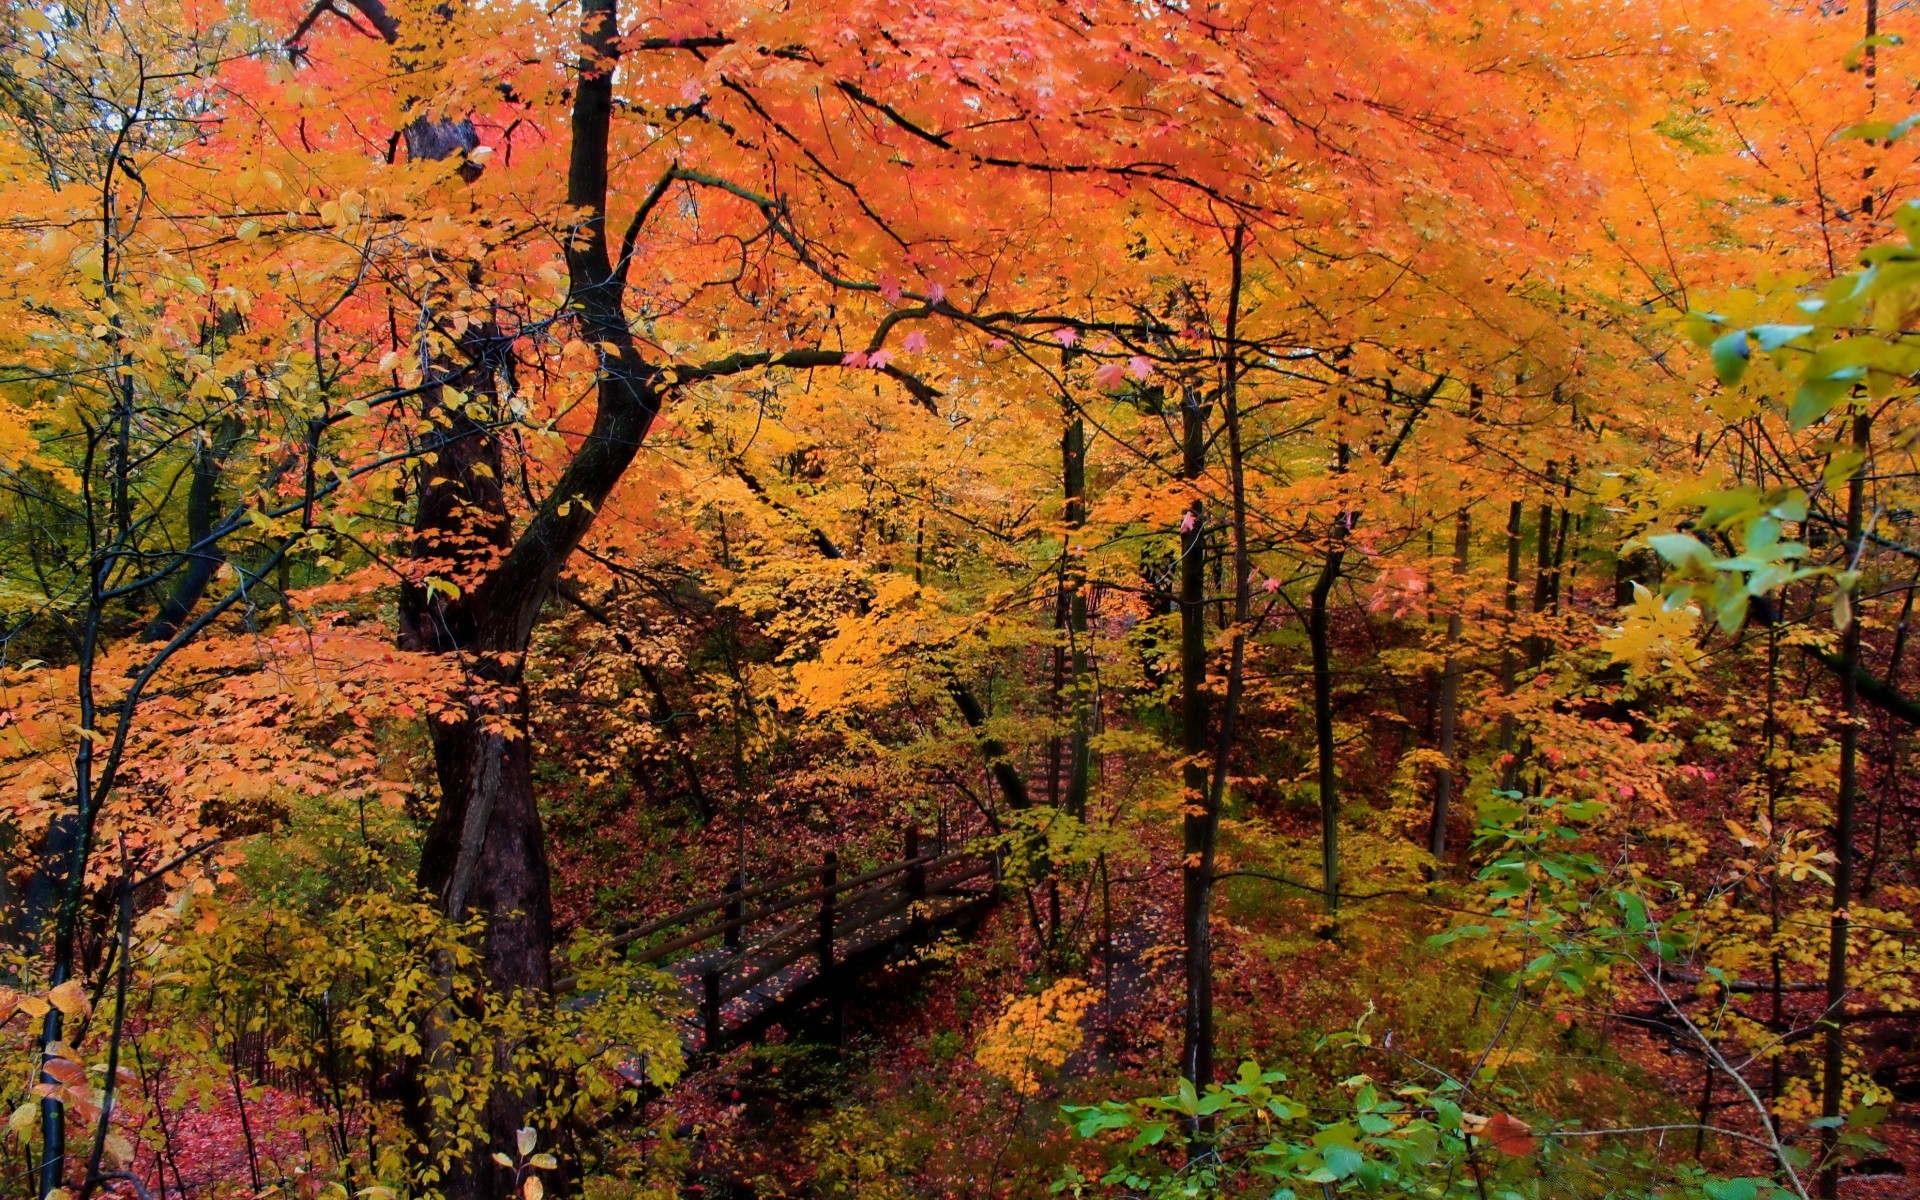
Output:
top-left (1310, 534), bottom-right (1344, 914)
top-left (1178, 386), bottom-right (1213, 1093)
top-left (391, 0), bottom-right (665, 1188)
top-left (1820, 412), bottom-right (1871, 1200)
top-left (143, 417), bottom-right (243, 642)
top-left (1497, 499), bottom-right (1523, 791)
top-left (1429, 507), bottom-right (1469, 861)
top-left (1183, 224), bottom-right (1245, 1098)
top-left (1061, 413), bottom-right (1092, 821)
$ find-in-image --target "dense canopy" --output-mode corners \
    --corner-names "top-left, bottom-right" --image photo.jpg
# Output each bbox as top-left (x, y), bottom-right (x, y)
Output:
top-left (3, 0), bottom-right (1920, 1197)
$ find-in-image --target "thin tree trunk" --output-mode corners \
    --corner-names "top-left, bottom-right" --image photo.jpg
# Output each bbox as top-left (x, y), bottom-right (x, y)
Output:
top-left (1498, 499), bottom-right (1523, 790)
top-left (1549, 474), bottom-right (1573, 616)
top-left (1178, 382), bottom-right (1214, 1092)
top-left (1819, 412), bottom-right (1870, 1200)
top-left (1310, 440), bottom-right (1353, 915)
top-left (144, 414), bottom-right (244, 642)
top-left (1863, 572), bottom-right (1917, 893)
top-left (1185, 225), bottom-right (1246, 1097)
top-left (1310, 540), bottom-right (1343, 913)
top-left (1063, 413), bottom-right (1092, 820)
top-left (1528, 463), bottom-right (1556, 667)
top-left (1767, 622), bottom-right (1785, 1124)
top-left (1430, 507), bottom-right (1469, 861)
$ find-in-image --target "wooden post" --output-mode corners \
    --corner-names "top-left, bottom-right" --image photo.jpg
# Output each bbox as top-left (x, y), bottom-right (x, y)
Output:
top-left (702, 967), bottom-right (721, 1049)
top-left (906, 827), bottom-right (927, 937)
top-left (723, 870), bottom-right (744, 950)
top-left (817, 850), bottom-right (839, 975)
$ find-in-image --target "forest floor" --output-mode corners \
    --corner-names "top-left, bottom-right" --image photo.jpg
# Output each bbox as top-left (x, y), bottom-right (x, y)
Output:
top-left (132, 771), bottom-right (1920, 1197)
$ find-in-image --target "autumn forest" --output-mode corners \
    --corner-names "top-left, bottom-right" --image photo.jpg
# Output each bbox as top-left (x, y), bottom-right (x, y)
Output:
top-left (8, 0), bottom-right (1920, 1197)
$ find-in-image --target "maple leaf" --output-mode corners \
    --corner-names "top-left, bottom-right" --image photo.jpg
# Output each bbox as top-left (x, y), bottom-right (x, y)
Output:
top-left (877, 273), bottom-right (903, 305)
top-left (1053, 327), bottom-right (1078, 346)
top-left (903, 331), bottom-right (929, 352)
top-left (840, 350), bottom-right (871, 368)
top-left (866, 349), bottom-right (894, 368)
top-left (1093, 361), bottom-right (1127, 389)
top-left (1128, 355), bottom-right (1153, 379)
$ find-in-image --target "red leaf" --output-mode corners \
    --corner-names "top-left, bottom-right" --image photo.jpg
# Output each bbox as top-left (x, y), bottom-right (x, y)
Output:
top-left (1483, 1113), bottom-right (1535, 1157)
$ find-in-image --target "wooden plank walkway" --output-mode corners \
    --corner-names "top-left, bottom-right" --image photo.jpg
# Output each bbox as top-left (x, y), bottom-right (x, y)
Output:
top-left (567, 829), bottom-right (997, 1058)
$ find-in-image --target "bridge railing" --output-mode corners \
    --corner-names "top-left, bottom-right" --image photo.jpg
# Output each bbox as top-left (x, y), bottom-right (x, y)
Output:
top-left (558, 826), bottom-right (995, 1033)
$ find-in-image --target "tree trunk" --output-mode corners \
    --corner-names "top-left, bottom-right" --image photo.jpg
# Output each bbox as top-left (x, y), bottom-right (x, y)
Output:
top-left (1178, 386), bottom-right (1213, 1093)
top-left (1498, 499), bottom-right (1523, 790)
top-left (1183, 225), bottom-right (1246, 1098)
top-left (392, 0), bottom-right (666, 1188)
top-left (1527, 463), bottom-right (1555, 667)
top-left (1820, 412), bottom-right (1871, 1200)
top-left (1062, 413), bottom-right (1092, 821)
top-left (1429, 507), bottom-right (1469, 861)
top-left (1310, 540), bottom-right (1344, 914)
top-left (144, 416), bottom-right (243, 642)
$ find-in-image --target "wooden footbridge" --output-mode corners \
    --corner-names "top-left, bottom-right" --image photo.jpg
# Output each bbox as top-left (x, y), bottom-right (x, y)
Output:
top-left (575, 828), bottom-right (998, 1055)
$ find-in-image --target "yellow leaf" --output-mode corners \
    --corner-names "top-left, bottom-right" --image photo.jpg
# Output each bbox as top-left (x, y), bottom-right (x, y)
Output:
top-left (47, 981), bottom-right (87, 1019)
top-left (103, 1132), bottom-right (134, 1166)
top-left (1603, 584), bottom-right (1699, 679)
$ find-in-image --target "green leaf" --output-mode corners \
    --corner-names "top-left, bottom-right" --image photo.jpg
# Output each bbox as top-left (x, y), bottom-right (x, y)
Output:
top-left (1716, 590), bottom-right (1750, 634)
top-left (1710, 329), bottom-right (1751, 386)
top-left (1767, 488), bottom-right (1810, 522)
top-left (1647, 533), bottom-right (1714, 572)
top-left (1321, 1144), bottom-right (1363, 1180)
top-left (1824, 450), bottom-right (1866, 496)
top-left (1844, 32), bottom-right (1904, 70)
top-left (1838, 113), bottom-right (1920, 142)
top-left (1702, 1178), bottom-right (1763, 1200)
top-left (1615, 890), bottom-right (1649, 932)
top-left (1742, 515), bottom-right (1782, 555)
top-left (1427, 924), bottom-right (1489, 948)
top-left (1847, 1104), bottom-right (1890, 1129)
top-left (1751, 323), bottom-right (1813, 351)
top-left (1791, 375), bottom-right (1858, 429)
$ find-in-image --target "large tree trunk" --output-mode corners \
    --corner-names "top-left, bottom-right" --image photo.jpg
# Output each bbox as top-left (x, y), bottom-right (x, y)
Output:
top-left (386, 0), bottom-right (662, 1188)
